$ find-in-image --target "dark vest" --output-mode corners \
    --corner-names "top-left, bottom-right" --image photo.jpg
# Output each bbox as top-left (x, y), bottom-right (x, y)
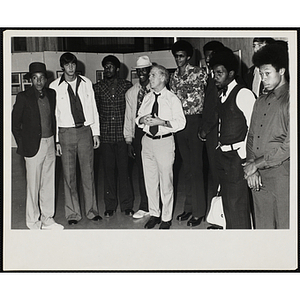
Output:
top-left (217, 84), bottom-right (247, 145)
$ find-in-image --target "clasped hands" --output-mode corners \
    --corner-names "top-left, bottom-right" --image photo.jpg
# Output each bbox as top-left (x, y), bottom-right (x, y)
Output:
top-left (140, 113), bottom-right (164, 127)
top-left (243, 159), bottom-right (262, 191)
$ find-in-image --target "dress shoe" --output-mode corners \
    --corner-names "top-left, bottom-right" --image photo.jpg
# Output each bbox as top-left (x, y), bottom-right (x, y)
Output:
top-left (42, 222), bottom-right (64, 230)
top-left (68, 220), bottom-right (78, 225)
top-left (187, 216), bottom-right (203, 227)
top-left (159, 221), bottom-right (172, 229)
top-left (104, 210), bottom-right (114, 218)
top-left (207, 225), bottom-right (223, 230)
top-left (144, 216), bottom-right (161, 229)
top-left (92, 215), bottom-right (102, 221)
top-left (125, 209), bottom-right (134, 216)
top-left (133, 210), bottom-right (150, 219)
top-left (176, 211), bottom-right (192, 221)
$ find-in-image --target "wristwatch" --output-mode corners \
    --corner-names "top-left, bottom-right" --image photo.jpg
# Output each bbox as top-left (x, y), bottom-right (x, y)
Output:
top-left (164, 120), bottom-right (168, 126)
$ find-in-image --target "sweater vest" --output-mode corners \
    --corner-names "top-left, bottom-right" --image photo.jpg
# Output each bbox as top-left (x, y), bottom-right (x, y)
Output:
top-left (217, 84), bottom-right (247, 145)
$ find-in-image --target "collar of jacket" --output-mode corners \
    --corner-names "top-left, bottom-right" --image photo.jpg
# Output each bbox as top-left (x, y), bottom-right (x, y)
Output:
top-left (58, 74), bottom-right (85, 86)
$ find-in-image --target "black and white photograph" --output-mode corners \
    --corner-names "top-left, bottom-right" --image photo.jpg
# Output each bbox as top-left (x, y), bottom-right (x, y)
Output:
top-left (3, 28), bottom-right (298, 273)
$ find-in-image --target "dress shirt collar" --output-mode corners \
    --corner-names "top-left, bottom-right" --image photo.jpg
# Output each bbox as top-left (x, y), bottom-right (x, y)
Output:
top-left (138, 82), bottom-right (151, 91)
top-left (220, 79), bottom-right (237, 102)
top-left (104, 77), bottom-right (118, 86)
top-left (58, 74), bottom-right (85, 86)
top-left (268, 82), bottom-right (289, 100)
top-left (226, 79), bottom-right (238, 95)
top-left (175, 63), bottom-right (192, 76)
top-left (33, 87), bottom-right (46, 99)
top-left (152, 86), bottom-right (167, 96)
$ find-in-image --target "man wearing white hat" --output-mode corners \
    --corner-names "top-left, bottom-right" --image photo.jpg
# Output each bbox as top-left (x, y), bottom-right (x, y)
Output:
top-left (124, 56), bottom-right (152, 218)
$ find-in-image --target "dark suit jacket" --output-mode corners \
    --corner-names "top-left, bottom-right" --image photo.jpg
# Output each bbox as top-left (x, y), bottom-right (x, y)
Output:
top-left (12, 86), bottom-right (56, 157)
top-left (201, 74), bottom-right (219, 136)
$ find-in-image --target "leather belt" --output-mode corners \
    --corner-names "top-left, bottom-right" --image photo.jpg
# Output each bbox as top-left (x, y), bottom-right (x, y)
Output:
top-left (146, 133), bottom-right (173, 140)
top-left (216, 141), bottom-right (243, 152)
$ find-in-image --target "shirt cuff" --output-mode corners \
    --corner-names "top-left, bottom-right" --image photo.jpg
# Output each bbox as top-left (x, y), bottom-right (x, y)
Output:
top-left (254, 156), bottom-right (267, 169)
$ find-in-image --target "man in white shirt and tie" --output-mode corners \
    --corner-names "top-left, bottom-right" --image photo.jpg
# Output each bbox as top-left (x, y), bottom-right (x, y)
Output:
top-left (136, 65), bottom-right (186, 229)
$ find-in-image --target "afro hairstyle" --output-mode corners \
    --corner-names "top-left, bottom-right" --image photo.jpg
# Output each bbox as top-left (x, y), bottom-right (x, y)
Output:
top-left (203, 40), bottom-right (224, 53)
top-left (102, 55), bottom-right (121, 69)
top-left (209, 47), bottom-right (239, 74)
top-left (252, 41), bottom-right (288, 71)
top-left (171, 40), bottom-right (193, 58)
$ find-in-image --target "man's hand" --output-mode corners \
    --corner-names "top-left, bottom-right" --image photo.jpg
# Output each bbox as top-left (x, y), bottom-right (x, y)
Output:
top-left (197, 128), bottom-right (207, 141)
top-left (127, 143), bottom-right (135, 159)
top-left (93, 136), bottom-right (100, 149)
top-left (246, 171), bottom-right (262, 191)
top-left (143, 113), bottom-right (164, 127)
top-left (139, 114), bottom-right (152, 125)
top-left (56, 143), bottom-right (62, 156)
top-left (243, 160), bottom-right (257, 179)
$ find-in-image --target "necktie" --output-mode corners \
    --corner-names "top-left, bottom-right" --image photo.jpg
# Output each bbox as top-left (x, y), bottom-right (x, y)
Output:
top-left (149, 92), bottom-right (160, 136)
top-left (39, 90), bottom-right (45, 99)
top-left (218, 85), bottom-right (228, 98)
top-left (67, 79), bottom-right (85, 127)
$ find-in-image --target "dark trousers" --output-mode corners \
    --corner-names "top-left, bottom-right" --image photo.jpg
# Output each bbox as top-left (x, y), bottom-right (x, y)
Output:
top-left (216, 149), bottom-right (251, 229)
top-left (205, 125), bottom-right (220, 213)
top-left (132, 126), bottom-right (148, 211)
top-left (101, 141), bottom-right (133, 211)
top-left (176, 115), bottom-right (206, 218)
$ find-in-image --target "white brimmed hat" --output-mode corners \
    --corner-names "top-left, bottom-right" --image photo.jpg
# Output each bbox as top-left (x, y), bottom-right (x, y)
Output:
top-left (134, 56), bottom-right (152, 69)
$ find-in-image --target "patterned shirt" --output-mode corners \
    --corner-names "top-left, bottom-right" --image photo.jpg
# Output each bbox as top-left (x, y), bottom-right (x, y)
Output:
top-left (169, 63), bottom-right (208, 115)
top-left (93, 78), bottom-right (132, 143)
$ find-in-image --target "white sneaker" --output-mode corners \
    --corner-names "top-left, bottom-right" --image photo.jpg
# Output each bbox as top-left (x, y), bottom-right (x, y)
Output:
top-left (42, 222), bottom-right (64, 230)
top-left (133, 210), bottom-right (150, 219)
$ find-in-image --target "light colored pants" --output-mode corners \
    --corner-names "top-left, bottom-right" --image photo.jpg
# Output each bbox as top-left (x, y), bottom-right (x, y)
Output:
top-left (59, 126), bottom-right (98, 221)
top-left (25, 136), bottom-right (56, 229)
top-left (141, 134), bottom-right (175, 222)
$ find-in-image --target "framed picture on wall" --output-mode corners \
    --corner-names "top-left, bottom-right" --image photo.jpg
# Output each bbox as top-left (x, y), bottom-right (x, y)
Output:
top-left (56, 70), bottom-right (82, 78)
top-left (56, 70), bottom-right (63, 78)
top-left (21, 72), bottom-right (31, 91)
top-left (233, 49), bottom-right (242, 76)
top-left (11, 72), bottom-right (32, 95)
top-left (96, 70), bottom-right (104, 82)
top-left (12, 73), bottom-right (21, 95)
top-left (130, 70), bottom-right (139, 85)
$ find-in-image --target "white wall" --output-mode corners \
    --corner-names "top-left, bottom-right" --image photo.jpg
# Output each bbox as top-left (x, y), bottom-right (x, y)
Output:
top-left (10, 50), bottom-right (176, 147)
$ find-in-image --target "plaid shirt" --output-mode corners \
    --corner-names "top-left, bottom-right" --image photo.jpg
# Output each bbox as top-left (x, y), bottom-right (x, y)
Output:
top-left (93, 78), bottom-right (132, 143)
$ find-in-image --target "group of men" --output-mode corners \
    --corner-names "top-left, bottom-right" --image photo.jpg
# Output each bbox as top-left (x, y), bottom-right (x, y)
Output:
top-left (12, 37), bottom-right (290, 230)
